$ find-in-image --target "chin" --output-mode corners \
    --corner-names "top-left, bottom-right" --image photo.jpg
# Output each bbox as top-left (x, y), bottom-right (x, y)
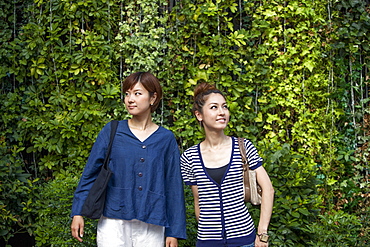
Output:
top-left (127, 110), bottom-right (138, 116)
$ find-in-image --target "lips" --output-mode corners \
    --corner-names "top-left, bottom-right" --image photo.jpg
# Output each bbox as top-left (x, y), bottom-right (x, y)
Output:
top-left (216, 118), bottom-right (226, 122)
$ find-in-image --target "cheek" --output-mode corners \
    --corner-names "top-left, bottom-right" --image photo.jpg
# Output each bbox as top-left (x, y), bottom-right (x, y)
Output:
top-left (226, 112), bottom-right (231, 120)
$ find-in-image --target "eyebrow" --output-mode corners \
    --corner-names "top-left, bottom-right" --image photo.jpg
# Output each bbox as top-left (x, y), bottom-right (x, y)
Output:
top-left (207, 102), bottom-right (227, 106)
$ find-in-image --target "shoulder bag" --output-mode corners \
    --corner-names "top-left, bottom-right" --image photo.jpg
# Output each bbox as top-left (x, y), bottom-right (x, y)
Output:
top-left (238, 137), bottom-right (262, 205)
top-left (80, 120), bottom-right (119, 219)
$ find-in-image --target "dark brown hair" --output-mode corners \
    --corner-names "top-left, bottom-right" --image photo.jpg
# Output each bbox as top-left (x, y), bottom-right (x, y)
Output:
top-left (192, 82), bottom-right (226, 115)
top-left (122, 72), bottom-right (162, 113)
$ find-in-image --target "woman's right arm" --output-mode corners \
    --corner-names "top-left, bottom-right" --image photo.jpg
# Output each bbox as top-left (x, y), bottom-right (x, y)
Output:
top-left (191, 185), bottom-right (200, 222)
top-left (70, 123), bottom-right (112, 241)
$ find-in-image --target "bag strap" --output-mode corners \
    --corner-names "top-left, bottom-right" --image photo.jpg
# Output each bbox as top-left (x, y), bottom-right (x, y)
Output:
top-left (238, 137), bottom-right (249, 172)
top-left (103, 120), bottom-right (119, 169)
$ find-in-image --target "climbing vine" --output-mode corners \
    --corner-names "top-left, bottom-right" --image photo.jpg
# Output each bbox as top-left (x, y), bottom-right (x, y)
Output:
top-left (0, 0), bottom-right (369, 246)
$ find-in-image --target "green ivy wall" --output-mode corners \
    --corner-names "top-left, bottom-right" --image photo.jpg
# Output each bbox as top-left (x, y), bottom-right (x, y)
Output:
top-left (0, 0), bottom-right (369, 246)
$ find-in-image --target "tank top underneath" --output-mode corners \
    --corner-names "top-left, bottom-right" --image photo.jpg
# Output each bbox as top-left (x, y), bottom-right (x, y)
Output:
top-left (205, 164), bottom-right (228, 185)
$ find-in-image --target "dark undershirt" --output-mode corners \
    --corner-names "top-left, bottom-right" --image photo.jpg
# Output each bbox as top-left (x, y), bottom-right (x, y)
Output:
top-left (205, 164), bottom-right (228, 185)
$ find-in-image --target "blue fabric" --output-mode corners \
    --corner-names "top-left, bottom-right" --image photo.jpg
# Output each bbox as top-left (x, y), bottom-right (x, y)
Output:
top-left (240, 243), bottom-right (254, 247)
top-left (71, 120), bottom-right (187, 239)
top-left (196, 233), bottom-right (255, 246)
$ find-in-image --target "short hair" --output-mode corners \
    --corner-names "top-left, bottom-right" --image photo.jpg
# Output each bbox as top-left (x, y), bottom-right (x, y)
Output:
top-left (122, 72), bottom-right (163, 113)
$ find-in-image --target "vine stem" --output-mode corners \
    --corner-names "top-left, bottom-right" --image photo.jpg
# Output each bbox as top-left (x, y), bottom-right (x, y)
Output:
top-left (50, 0), bottom-right (59, 91)
top-left (13, 0), bottom-right (16, 90)
top-left (349, 57), bottom-right (356, 139)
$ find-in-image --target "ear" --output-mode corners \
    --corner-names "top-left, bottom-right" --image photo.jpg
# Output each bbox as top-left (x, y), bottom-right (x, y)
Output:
top-left (194, 110), bottom-right (202, 122)
top-left (150, 92), bottom-right (157, 105)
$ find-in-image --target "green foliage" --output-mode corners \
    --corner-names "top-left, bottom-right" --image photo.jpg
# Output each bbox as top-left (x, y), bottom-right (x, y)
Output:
top-left (253, 143), bottom-right (321, 246)
top-left (1, 0), bottom-right (123, 243)
top-left (116, 0), bottom-right (168, 74)
top-left (0, 143), bottom-right (38, 242)
top-left (179, 186), bottom-right (198, 247)
top-left (320, 0), bottom-right (370, 231)
top-left (0, 0), bottom-right (369, 246)
top-left (33, 175), bottom-right (97, 246)
top-left (304, 210), bottom-right (364, 246)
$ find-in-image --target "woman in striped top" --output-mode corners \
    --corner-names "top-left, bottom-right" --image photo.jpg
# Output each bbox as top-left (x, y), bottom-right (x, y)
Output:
top-left (180, 83), bottom-right (274, 247)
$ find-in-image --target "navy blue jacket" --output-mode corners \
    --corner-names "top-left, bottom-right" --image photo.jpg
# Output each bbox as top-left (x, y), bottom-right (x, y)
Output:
top-left (71, 120), bottom-right (187, 239)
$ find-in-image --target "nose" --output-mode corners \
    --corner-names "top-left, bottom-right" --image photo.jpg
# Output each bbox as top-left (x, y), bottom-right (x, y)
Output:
top-left (126, 94), bottom-right (134, 103)
top-left (218, 108), bottom-right (225, 115)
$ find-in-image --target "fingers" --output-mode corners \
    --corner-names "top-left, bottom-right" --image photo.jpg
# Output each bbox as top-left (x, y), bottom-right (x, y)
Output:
top-left (255, 240), bottom-right (268, 247)
top-left (71, 215), bottom-right (84, 242)
top-left (165, 237), bottom-right (178, 247)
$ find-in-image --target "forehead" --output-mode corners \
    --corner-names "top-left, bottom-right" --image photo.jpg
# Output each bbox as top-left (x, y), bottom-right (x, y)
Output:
top-left (127, 82), bottom-right (146, 91)
top-left (205, 93), bottom-right (226, 104)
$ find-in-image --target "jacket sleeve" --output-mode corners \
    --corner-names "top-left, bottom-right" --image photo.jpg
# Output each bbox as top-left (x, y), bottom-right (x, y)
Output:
top-left (70, 122), bottom-right (111, 217)
top-left (164, 136), bottom-right (187, 239)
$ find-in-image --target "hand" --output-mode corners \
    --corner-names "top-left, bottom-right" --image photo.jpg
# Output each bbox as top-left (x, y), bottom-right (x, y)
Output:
top-left (255, 235), bottom-right (268, 247)
top-left (71, 215), bottom-right (84, 242)
top-left (165, 237), bottom-right (178, 247)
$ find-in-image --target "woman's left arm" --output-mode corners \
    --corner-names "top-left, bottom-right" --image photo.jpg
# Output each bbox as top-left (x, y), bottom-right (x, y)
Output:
top-left (164, 140), bottom-right (187, 240)
top-left (255, 166), bottom-right (274, 237)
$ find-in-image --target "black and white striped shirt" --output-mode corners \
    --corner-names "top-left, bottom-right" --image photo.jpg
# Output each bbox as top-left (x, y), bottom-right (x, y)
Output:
top-left (181, 137), bottom-right (262, 247)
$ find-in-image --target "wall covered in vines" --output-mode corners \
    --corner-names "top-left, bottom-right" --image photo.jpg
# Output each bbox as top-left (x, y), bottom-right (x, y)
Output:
top-left (0, 0), bottom-right (369, 246)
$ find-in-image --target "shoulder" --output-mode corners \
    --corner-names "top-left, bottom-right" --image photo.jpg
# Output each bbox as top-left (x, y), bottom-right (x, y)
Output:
top-left (102, 119), bottom-right (127, 131)
top-left (185, 144), bottom-right (198, 152)
top-left (98, 120), bottom-right (119, 137)
top-left (155, 126), bottom-right (178, 144)
top-left (157, 125), bottom-right (175, 137)
top-left (181, 144), bottom-right (199, 157)
top-left (237, 137), bottom-right (257, 149)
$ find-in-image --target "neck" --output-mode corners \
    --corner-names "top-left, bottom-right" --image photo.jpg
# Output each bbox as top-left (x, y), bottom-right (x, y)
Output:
top-left (203, 130), bottom-right (229, 149)
top-left (129, 115), bottom-right (153, 131)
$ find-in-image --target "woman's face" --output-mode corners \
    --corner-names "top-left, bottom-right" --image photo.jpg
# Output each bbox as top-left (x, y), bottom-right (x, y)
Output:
top-left (124, 82), bottom-right (156, 116)
top-left (195, 93), bottom-right (229, 131)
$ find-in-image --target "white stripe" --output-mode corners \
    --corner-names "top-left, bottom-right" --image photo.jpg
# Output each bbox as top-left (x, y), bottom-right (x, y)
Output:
top-left (180, 137), bottom-right (263, 240)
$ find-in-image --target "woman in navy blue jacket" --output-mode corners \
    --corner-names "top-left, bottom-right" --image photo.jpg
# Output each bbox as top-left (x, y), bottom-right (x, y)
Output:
top-left (71, 72), bottom-right (186, 247)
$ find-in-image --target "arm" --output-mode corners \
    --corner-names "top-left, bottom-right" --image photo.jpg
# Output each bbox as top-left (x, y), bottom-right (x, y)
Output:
top-left (70, 123), bottom-right (112, 241)
top-left (191, 185), bottom-right (200, 222)
top-left (71, 123), bottom-right (111, 218)
top-left (255, 166), bottom-right (274, 246)
top-left (164, 142), bottom-right (187, 240)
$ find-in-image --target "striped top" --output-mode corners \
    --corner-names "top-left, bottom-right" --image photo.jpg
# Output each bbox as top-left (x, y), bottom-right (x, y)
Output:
top-left (180, 137), bottom-right (263, 247)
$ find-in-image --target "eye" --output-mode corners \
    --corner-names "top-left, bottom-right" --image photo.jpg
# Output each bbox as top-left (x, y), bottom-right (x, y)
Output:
top-left (223, 105), bottom-right (228, 109)
top-left (210, 105), bottom-right (217, 109)
top-left (135, 92), bottom-right (142, 95)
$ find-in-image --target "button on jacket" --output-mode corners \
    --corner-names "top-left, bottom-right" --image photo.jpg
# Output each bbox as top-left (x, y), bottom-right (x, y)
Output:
top-left (71, 120), bottom-right (187, 239)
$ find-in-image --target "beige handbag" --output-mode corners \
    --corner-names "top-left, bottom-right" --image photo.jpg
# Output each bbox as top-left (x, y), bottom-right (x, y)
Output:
top-left (238, 137), bottom-right (262, 205)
